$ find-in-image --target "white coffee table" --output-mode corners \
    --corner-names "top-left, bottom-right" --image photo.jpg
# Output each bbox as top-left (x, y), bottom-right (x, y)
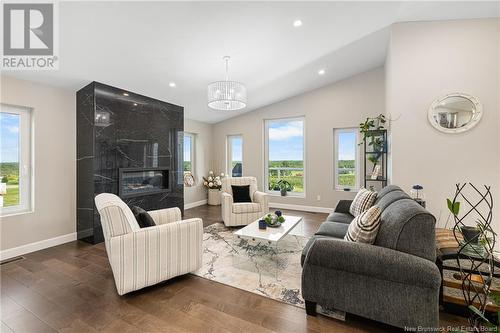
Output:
top-left (234, 215), bottom-right (304, 247)
top-left (232, 215), bottom-right (305, 277)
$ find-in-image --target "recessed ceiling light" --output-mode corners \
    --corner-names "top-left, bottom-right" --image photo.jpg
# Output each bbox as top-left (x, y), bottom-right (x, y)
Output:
top-left (123, 92), bottom-right (129, 96)
top-left (293, 19), bottom-right (303, 27)
top-left (133, 103), bottom-right (138, 106)
top-left (318, 69), bottom-right (326, 75)
top-left (169, 82), bottom-right (176, 88)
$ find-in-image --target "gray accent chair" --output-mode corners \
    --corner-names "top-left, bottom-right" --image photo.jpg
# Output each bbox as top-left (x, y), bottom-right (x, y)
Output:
top-left (301, 185), bottom-right (440, 329)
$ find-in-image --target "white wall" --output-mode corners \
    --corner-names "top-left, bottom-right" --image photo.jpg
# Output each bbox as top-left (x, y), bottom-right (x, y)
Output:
top-left (386, 19), bottom-right (500, 236)
top-left (1, 76), bottom-right (76, 252)
top-left (184, 118), bottom-right (212, 206)
top-left (212, 68), bottom-right (385, 209)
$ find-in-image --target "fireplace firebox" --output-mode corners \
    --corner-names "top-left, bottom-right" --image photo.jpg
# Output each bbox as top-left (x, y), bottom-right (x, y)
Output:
top-left (118, 167), bottom-right (169, 198)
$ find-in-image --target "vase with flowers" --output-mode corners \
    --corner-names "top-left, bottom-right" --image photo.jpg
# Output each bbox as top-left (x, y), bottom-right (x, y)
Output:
top-left (203, 171), bottom-right (225, 205)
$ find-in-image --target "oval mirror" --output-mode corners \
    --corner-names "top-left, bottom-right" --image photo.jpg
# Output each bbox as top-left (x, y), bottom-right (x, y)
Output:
top-left (428, 93), bottom-right (482, 133)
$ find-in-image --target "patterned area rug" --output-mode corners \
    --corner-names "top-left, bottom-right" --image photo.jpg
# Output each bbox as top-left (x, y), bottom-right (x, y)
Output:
top-left (192, 222), bottom-right (346, 321)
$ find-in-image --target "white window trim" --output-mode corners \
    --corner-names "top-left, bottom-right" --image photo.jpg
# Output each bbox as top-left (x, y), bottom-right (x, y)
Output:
top-left (264, 116), bottom-right (306, 197)
top-left (184, 132), bottom-right (196, 175)
top-left (1, 104), bottom-right (33, 217)
top-left (226, 134), bottom-right (243, 177)
top-left (334, 127), bottom-right (360, 191)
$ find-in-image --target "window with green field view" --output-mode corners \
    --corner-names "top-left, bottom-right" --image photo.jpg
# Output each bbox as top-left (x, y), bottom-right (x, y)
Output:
top-left (265, 118), bottom-right (304, 194)
top-left (334, 128), bottom-right (359, 190)
top-left (1, 104), bottom-right (32, 215)
top-left (183, 133), bottom-right (195, 174)
top-left (227, 135), bottom-right (242, 177)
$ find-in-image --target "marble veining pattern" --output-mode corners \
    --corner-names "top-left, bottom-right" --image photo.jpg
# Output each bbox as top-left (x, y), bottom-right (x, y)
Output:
top-left (77, 81), bottom-right (184, 244)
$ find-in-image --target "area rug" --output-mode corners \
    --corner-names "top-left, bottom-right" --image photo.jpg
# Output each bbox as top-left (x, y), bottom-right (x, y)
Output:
top-left (192, 222), bottom-right (345, 320)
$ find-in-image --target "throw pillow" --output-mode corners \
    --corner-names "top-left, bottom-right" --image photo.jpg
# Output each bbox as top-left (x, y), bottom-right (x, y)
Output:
top-left (345, 205), bottom-right (382, 244)
top-left (349, 188), bottom-right (377, 217)
top-left (231, 185), bottom-right (252, 203)
top-left (131, 206), bottom-right (156, 228)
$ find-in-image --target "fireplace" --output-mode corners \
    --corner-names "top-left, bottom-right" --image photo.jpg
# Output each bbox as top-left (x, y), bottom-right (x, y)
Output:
top-left (118, 167), bottom-right (169, 198)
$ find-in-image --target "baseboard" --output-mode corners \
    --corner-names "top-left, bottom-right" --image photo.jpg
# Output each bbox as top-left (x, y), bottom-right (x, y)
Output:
top-left (269, 202), bottom-right (333, 214)
top-left (185, 199), bottom-right (208, 210)
top-left (0, 232), bottom-right (77, 261)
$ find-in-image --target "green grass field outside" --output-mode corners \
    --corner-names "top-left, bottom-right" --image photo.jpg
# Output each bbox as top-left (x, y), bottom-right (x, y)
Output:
top-left (4, 185), bottom-right (19, 206)
top-left (1, 162), bottom-right (20, 207)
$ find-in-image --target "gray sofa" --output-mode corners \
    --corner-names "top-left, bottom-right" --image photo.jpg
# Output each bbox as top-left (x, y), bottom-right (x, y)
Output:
top-left (301, 185), bottom-right (440, 329)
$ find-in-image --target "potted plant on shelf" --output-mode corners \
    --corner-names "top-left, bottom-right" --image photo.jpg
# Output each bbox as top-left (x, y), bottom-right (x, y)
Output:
top-left (359, 114), bottom-right (386, 146)
top-left (277, 180), bottom-right (293, 196)
top-left (359, 114), bottom-right (386, 179)
top-left (203, 171), bottom-right (224, 205)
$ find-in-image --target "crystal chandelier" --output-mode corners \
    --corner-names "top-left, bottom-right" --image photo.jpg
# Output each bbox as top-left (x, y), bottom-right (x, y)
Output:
top-left (207, 56), bottom-right (247, 111)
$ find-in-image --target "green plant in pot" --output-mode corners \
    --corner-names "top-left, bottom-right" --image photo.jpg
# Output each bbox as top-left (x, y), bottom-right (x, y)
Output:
top-left (359, 114), bottom-right (386, 174)
top-left (359, 114), bottom-right (386, 146)
top-left (277, 180), bottom-right (293, 196)
top-left (446, 199), bottom-right (482, 244)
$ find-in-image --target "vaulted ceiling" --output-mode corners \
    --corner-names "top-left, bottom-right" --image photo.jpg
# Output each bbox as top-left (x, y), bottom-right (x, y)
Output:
top-left (4, 1), bottom-right (499, 123)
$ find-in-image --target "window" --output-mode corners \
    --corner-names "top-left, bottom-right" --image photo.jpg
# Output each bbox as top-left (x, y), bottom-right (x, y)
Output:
top-left (264, 117), bottom-right (304, 195)
top-left (183, 133), bottom-right (195, 174)
top-left (334, 128), bottom-right (359, 190)
top-left (1, 104), bottom-right (32, 215)
top-left (226, 135), bottom-right (242, 177)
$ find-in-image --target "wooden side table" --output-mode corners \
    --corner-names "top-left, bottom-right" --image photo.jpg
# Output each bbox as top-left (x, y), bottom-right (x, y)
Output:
top-left (435, 228), bottom-right (500, 313)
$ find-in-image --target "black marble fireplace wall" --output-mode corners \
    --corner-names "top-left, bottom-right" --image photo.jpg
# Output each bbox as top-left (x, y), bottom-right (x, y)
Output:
top-left (77, 82), bottom-right (184, 244)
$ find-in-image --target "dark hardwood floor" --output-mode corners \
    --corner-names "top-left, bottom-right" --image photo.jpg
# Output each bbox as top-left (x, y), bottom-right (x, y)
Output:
top-left (1, 205), bottom-right (466, 332)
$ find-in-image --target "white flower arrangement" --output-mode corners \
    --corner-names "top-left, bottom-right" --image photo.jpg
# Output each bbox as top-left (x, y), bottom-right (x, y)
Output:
top-left (203, 170), bottom-right (225, 190)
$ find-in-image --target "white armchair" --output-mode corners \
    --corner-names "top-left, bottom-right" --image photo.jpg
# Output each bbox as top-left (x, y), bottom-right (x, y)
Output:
top-left (94, 193), bottom-right (203, 295)
top-left (221, 177), bottom-right (269, 227)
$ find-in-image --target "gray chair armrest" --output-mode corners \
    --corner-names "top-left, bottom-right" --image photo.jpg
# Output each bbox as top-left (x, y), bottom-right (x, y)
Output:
top-left (334, 200), bottom-right (352, 214)
top-left (304, 238), bottom-right (441, 290)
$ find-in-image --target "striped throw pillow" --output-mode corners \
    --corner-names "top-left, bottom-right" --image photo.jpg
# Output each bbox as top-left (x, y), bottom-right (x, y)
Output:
top-left (349, 188), bottom-right (377, 217)
top-left (345, 205), bottom-right (381, 244)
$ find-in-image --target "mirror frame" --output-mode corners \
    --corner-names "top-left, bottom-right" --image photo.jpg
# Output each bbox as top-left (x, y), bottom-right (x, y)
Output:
top-left (428, 93), bottom-right (482, 134)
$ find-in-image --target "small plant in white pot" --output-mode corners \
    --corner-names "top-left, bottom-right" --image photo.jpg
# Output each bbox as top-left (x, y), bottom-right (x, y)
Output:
top-left (203, 171), bottom-right (224, 205)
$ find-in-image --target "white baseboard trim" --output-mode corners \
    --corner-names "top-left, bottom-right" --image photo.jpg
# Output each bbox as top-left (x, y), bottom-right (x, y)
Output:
top-left (0, 232), bottom-right (77, 261)
top-left (269, 202), bottom-right (333, 214)
top-left (184, 199), bottom-right (208, 210)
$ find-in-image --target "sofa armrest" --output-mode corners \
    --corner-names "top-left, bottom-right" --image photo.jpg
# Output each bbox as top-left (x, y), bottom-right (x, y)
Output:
top-left (304, 238), bottom-right (441, 290)
top-left (253, 191), bottom-right (269, 211)
top-left (147, 207), bottom-right (182, 225)
top-left (334, 200), bottom-right (352, 214)
top-left (107, 218), bottom-right (203, 295)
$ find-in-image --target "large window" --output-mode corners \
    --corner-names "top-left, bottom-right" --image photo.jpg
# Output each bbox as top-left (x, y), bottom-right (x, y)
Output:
top-left (226, 135), bottom-right (242, 177)
top-left (265, 117), bottom-right (304, 195)
top-left (334, 128), bottom-right (359, 190)
top-left (1, 104), bottom-right (32, 215)
top-left (183, 133), bottom-right (195, 174)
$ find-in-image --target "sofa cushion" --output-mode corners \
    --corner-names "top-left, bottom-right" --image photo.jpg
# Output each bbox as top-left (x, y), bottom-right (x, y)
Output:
top-left (375, 190), bottom-right (410, 211)
top-left (349, 188), bottom-right (377, 217)
top-left (131, 206), bottom-right (156, 228)
top-left (315, 222), bottom-right (349, 239)
top-left (344, 205), bottom-right (381, 244)
top-left (326, 212), bottom-right (354, 224)
top-left (232, 185), bottom-right (252, 203)
top-left (232, 202), bottom-right (261, 214)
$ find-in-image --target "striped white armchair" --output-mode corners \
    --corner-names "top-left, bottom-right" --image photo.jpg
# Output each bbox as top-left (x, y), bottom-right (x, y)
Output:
top-left (94, 193), bottom-right (203, 295)
top-left (221, 177), bottom-right (269, 227)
